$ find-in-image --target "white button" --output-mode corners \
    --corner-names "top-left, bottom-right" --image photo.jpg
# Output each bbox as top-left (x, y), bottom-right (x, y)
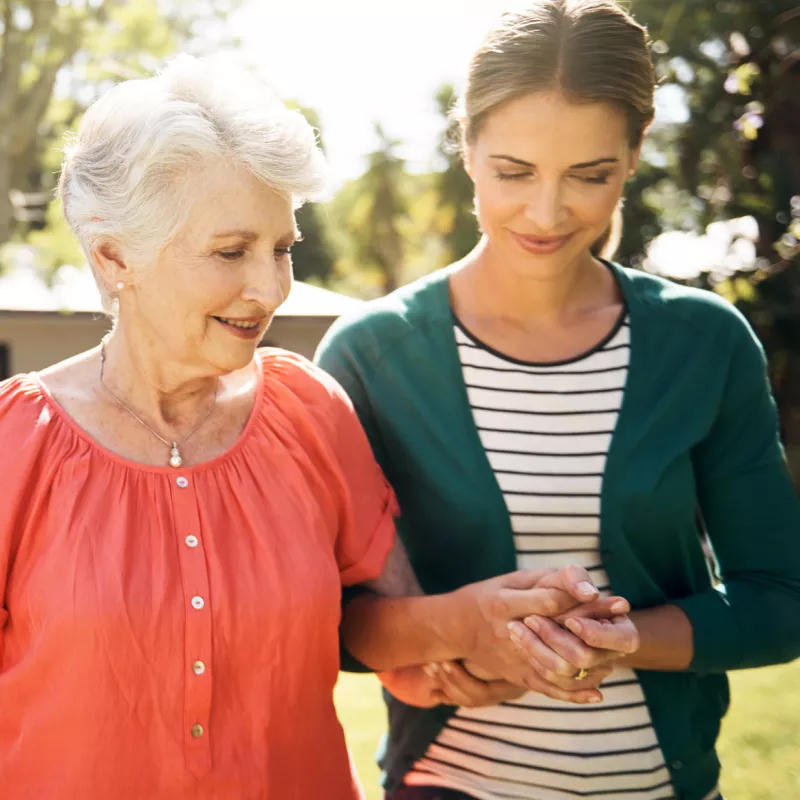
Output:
top-left (185, 535), bottom-right (199, 548)
top-left (176, 477), bottom-right (189, 488)
top-left (191, 596), bottom-right (205, 610)
top-left (191, 723), bottom-right (204, 738)
top-left (192, 660), bottom-right (206, 675)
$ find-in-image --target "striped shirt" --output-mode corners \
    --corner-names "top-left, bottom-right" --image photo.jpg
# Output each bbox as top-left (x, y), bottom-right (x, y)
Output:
top-left (405, 314), bottom-right (678, 800)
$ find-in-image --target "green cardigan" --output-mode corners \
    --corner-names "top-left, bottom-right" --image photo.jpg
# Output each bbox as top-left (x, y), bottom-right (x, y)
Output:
top-left (315, 262), bottom-right (800, 800)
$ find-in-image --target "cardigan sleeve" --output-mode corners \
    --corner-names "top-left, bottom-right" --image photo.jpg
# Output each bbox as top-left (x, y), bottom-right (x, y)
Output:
top-left (676, 319), bottom-right (800, 675)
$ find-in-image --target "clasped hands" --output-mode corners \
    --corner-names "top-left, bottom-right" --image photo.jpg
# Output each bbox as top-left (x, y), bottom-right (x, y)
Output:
top-left (379, 564), bottom-right (639, 709)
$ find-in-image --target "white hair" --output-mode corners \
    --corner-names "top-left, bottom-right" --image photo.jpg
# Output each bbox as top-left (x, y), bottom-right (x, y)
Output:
top-left (58, 54), bottom-right (329, 310)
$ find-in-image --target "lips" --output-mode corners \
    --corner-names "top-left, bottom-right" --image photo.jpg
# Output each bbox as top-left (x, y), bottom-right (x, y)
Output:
top-left (212, 316), bottom-right (266, 340)
top-left (510, 230), bottom-right (574, 255)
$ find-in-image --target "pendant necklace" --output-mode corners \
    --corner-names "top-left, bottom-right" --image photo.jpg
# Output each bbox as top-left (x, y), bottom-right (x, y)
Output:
top-left (99, 341), bottom-right (219, 468)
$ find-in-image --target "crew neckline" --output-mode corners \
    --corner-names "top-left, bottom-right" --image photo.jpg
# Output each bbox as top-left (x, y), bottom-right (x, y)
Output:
top-left (28, 352), bottom-right (266, 475)
top-left (452, 305), bottom-right (628, 368)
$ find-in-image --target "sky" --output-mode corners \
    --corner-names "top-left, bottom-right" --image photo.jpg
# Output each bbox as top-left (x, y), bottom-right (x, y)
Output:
top-left (229, 0), bottom-right (687, 188)
top-left (229, 0), bottom-right (507, 185)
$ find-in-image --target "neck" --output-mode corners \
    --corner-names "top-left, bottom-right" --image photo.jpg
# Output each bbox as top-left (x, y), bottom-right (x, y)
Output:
top-left (99, 324), bottom-right (220, 434)
top-left (458, 237), bottom-right (614, 325)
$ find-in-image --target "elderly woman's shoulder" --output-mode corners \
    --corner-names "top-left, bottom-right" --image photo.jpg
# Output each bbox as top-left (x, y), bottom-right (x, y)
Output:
top-left (258, 347), bottom-right (352, 405)
top-left (0, 373), bottom-right (47, 419)
top-left (0, 373), bottom-right (54, 465)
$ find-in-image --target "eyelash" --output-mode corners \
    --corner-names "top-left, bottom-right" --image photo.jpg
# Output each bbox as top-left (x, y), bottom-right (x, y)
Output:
top-left (494, 171), bottom-right (611, 185)
top-left (216, 247), bottom-right (294, 261)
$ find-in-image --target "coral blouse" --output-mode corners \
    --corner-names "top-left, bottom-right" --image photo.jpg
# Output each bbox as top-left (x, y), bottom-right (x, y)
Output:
top-left (0, 350), bottom-right (397, 800)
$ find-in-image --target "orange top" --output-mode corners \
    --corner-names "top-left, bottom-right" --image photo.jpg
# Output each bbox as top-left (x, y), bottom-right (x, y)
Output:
top-left (0, 350), bottom-right (397, 800)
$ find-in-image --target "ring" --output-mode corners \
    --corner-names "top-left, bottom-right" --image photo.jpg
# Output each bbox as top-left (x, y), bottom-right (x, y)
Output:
top-left (573, 668), bottom-right (588, 681)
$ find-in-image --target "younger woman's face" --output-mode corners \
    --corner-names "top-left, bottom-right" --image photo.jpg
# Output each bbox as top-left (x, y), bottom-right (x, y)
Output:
top-left (465, 90), bottom-right (640, 277)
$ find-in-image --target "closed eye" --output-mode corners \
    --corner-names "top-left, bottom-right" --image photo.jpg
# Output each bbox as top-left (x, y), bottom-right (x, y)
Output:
top-left (217, 249), bottom-right (246, 261)
top-left (576, 172), bottom-right (611, 185)
top-left (275, 247), bottom-right (293, 258)
top-left (495, 171), bottom-right (531, 181)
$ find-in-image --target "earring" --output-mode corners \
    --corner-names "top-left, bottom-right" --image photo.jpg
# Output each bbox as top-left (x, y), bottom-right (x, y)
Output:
top-left (116, 281), bottom-right (125, 290)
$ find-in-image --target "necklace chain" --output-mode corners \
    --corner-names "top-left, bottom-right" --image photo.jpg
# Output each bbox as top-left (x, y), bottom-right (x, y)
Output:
top-left (99, 340), bottom-right (219, 468)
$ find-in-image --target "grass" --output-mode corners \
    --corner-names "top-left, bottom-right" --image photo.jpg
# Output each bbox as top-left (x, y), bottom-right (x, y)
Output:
top-left (335, 662), bottom-right (800, 800)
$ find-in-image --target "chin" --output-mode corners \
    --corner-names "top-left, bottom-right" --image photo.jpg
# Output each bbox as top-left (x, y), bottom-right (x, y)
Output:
top-left (208, 343), bottom-right (260, 376)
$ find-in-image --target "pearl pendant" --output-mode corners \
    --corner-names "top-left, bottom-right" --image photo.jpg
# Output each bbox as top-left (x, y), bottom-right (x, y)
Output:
top-left (169, 443), bottom-right (183, 469)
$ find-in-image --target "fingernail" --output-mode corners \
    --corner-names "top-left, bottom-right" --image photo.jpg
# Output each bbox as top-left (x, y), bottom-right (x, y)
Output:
top-left (507, 622), bottom-right (524, 643)
top-left (565, 618), bottom-right (581, 634)
top-left (588, 695), bottom-right (603, 704)
top-left (441, 662), bottom-right (454, 674)
top-left (525, 616), bottom-right (540, 633)
top-left (578, 581), bottom-right (598, 596)
top-left (423, 664), bottom-right (436, 678)
top-left (611, 600), bottom-right (628, 614)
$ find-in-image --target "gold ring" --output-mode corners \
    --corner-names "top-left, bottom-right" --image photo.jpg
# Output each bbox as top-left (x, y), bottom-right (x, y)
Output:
top-left (573, 668), bottom-right (588, 681)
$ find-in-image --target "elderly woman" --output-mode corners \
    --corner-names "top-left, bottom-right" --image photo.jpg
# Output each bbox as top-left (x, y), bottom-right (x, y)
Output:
top-left (0, 57), bottom-right (636, 800)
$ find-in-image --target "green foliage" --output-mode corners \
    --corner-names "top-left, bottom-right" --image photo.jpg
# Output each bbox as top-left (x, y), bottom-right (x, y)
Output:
top-left (0, 0), bottom-right (242, 260)
top-left (330, 124), bottom-right (410, 297)
top-left (287, 102), bottom-right (336, 285)
top-left (429, 84), bottom-right (480, 265)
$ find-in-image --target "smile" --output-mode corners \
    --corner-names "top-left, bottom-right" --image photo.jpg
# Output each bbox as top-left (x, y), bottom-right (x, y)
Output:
top-left (510, 231), bottom-right (574, 255)
top-left (212, 316), bottom-right (266, 340)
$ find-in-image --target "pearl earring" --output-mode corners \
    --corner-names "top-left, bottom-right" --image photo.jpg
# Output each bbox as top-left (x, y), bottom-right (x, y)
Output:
top-left (116, 281), bottom-right (125, 290)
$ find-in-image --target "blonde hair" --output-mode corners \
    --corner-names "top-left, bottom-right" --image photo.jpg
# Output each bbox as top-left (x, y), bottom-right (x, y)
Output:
top-left (458, 0), bottom-right (655, 258)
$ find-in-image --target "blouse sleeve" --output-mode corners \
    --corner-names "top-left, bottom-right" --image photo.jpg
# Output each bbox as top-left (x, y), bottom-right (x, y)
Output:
top-left (676, 319), bottom-right (800, 674)
top-left (273, 352), bottom-right (398, 588)
top-left (321, 373), bottom-right (399, 587)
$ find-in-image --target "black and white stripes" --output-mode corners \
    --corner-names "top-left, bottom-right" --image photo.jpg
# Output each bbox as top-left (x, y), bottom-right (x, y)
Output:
top-left (404, 317), bottom-right (679, 800)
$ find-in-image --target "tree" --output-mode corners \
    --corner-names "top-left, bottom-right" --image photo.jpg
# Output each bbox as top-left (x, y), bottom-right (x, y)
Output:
top-left (0, 0), bottom-right (241, 252)
top-left (630, 0), bottom-right (800, 481)
top-left (429, 84), bottom-right (480, 266)
top-left (338, 123), bottom-right (409, 296)
top-left (287, 102), bottom-right (336, 285)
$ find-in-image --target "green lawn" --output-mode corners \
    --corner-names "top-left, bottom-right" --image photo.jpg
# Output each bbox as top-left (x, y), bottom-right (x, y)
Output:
top-left (335, 662), bottom-right (800, 800)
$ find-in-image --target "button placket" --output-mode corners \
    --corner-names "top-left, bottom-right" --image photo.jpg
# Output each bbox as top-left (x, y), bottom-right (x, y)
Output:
top-left (172, 475), bottom-right (213, 777)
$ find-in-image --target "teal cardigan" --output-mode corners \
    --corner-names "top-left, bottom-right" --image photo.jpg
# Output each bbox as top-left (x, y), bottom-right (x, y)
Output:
top-left (315, 263), bottom-right (800, 800)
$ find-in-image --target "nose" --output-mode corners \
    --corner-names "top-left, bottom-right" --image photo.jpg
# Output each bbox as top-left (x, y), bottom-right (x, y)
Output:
top-left (523, 179), bottom-right (565, 233)
top-left (241, 253), bottom-right (288, 313)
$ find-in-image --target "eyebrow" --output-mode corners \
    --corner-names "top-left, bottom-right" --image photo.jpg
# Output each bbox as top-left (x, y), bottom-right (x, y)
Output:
top-left (489, 155), bottom-right (620, 169)
top-left (211, 228), bottom-right (301, 243)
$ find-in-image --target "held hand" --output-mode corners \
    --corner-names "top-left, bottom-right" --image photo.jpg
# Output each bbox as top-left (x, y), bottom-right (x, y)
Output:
top-left (454, 565), bottom-right (628, 701)
top-left (512, 611), bottom-right (640, 690)
top-left (377, 665), bottom-right (442, 709)
top-left (461, 656), bottom-right (613, 704)
top-left (424, 662), bottom-right (526, 708)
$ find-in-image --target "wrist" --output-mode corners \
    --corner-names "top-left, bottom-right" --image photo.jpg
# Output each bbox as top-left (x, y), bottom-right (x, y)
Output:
top-left (428, 587), bottom-right (477, 662)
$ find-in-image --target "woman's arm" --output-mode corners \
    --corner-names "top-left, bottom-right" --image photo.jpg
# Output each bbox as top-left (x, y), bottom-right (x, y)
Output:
top-left (528, 319), bottom-right (800, 676)
top-left (345, 541), bottom-right (633, 696)
top-left (521, 604), bottom-right (692, 675)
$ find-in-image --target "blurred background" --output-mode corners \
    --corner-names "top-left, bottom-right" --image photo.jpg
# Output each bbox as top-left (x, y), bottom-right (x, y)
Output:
top-left (0, 1), bottom-right (798, 797)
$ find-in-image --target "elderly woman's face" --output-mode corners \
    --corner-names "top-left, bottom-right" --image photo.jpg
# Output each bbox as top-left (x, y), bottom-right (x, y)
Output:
top-left (129, 161), bottom-right (297, 373)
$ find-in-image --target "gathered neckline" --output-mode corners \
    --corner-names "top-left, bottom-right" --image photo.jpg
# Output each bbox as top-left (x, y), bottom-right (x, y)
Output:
top-left (27, 353), bottom-right (266, 476)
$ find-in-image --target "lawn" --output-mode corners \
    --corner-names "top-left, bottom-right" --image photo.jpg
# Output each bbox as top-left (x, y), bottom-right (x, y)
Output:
top-left (334, 662), bottom-right (800, 800)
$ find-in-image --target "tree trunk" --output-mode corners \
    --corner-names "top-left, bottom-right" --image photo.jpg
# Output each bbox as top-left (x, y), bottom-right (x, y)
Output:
top-left (0, 133), bottom-right (14, 250)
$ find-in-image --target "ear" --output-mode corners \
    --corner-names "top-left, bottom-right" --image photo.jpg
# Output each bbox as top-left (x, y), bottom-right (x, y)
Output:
top-left (92, 240), bottom-right (132, 292)
top-left (462, 144), bottom-right (476, 181)
top-left (627, 146), bottom-right (642, 178)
